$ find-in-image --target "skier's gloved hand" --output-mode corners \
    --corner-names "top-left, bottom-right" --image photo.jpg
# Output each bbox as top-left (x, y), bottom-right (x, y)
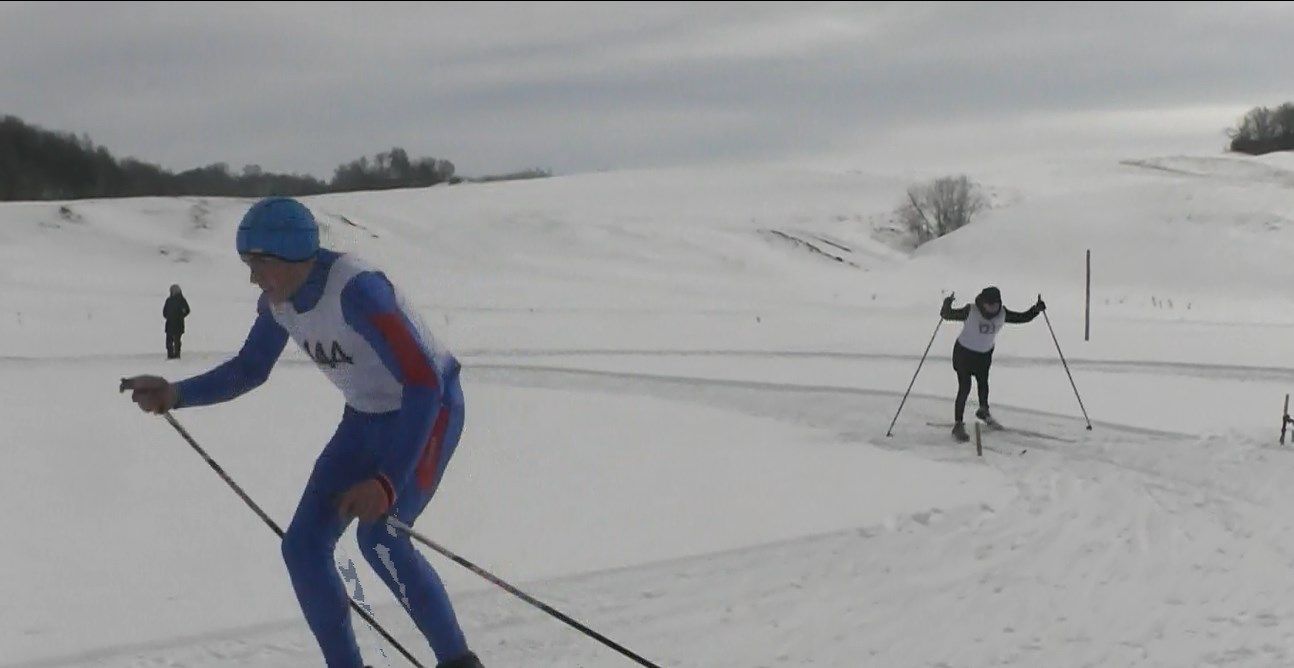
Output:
top-left (1035, 298), bottom-right (1047, 312)
top-left (338, 476), bottom-right (394, 523)
top-left (120, 375), bottom-right (178, 414)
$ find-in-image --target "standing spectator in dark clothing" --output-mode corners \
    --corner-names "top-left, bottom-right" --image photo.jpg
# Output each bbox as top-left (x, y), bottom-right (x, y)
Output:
top-left (164, 284), bottom-right (191, 359)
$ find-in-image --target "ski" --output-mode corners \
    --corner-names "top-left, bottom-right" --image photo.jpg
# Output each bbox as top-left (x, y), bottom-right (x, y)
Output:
top-left (989, 424), bottom-right (1076, 443)
top-left (926, 421), bottom-right (1074, 444)
top-left (925, 422), bottom-right (1025, 455)
top-left (976, 417), bottom-right (1076, 443)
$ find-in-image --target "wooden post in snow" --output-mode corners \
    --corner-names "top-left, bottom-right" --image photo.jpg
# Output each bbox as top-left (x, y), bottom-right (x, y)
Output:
top-left (1282, 394), bottom-right (1290, 445)
top-left (1085, 249), bottom-right (1091, 342)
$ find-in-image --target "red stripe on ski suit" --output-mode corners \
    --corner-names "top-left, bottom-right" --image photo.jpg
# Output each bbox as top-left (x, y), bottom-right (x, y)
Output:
top-left (416, 407), bottom-right (451, 492)
top-left (369, 313), bottom-right (439, 389)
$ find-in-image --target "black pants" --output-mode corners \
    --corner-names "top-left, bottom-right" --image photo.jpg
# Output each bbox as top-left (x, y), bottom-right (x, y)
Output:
top-left (953, 341), bottom-right (993, 423)
top-left (166, 330), bottom-right (183, 359)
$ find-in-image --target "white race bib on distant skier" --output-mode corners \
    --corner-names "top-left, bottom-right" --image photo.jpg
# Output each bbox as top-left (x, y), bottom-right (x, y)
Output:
top-left (957, 306), bottom-right (1006, 353)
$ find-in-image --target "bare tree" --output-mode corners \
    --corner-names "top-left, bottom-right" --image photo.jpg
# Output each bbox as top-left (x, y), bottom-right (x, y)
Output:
top-left (897, 175), bottom-right (987, 245)
top-left (1229, 106), bottom-right (1279, 142)
top-left (1228, 102), bottom-right (1294, 155)
top-left (1274, 102), bottom-right (1294, 138)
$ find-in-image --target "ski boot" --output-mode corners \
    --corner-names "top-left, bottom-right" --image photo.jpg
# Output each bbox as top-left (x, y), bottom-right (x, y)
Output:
top-left (951, 421), bottom-right (969, 442)
top-left (368, 657), bottom-right (483, 668)
top-left (439, 652), bottom-right (485, 668)
top-left (976, 407), bottom-right (1001, 430)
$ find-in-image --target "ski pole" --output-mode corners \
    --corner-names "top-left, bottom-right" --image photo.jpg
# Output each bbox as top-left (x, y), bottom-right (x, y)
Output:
top-left (886, 313), bottom-right (945, 437)
top-left (1039, 300), bottom-right (1093, 430)
top-left (387, 517), bottom-right (662, 668)
top-left (116, 384), bottom-right (427, 668)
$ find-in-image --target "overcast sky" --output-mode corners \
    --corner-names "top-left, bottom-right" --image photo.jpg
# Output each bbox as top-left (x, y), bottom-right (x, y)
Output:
top-left (2, 1), bottom-right (1289, 178)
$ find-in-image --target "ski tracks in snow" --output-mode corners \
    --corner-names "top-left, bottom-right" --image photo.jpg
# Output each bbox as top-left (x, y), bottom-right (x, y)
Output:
top-left (22, 360), bottom-right (1294, 667)
top-left (465, 365), bottom-right (1294, 666)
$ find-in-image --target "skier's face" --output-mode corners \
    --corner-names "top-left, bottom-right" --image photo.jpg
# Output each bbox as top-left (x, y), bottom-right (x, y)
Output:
top-left (242, 254), bottom-right (309, 303)
top-left (981, 301), bottom-right (1001, 316)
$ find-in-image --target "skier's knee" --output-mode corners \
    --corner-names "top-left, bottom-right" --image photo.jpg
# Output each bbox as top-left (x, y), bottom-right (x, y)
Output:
top-left (358, 524), bottom-right (420, 580)
top-left (281, 525), bottom-right (328, 572)
top-left (355, 521), bottom-right (396, 564)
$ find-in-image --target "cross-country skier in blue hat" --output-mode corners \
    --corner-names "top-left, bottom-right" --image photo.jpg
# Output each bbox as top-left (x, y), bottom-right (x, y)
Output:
top-left (123, 197), bottom-right (483, 668)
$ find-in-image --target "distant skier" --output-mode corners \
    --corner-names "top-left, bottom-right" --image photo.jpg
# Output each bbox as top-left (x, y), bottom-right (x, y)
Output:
top-left (122, 197), bottom-right (483, 668)
top-left (163, 284), bottom-right (190, 359)
top-left (940, 286), bottom-right (1045, 441)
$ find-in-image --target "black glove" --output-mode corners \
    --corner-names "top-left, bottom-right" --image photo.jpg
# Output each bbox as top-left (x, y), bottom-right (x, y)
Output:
top-left (1035, 298), bottom-right (1047, 312)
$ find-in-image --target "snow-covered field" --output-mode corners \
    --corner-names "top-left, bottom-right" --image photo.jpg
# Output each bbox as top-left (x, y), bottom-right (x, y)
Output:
top-left (5, 152), bottom-right (1294, 667)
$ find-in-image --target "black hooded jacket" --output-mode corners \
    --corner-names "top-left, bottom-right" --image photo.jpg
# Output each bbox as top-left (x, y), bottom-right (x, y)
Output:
top-left (941, 287), bottom-right (1041, 324)
top-left (164, 294), bottom-right (191, 333)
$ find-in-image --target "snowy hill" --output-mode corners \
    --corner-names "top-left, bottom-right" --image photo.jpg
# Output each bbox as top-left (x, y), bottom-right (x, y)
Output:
top-left (5, 153), bottom-right (1294, 667)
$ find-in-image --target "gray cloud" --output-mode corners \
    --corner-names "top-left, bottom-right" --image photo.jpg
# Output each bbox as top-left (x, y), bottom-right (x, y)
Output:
top-left (2, 1), bottom-right (1289, 177)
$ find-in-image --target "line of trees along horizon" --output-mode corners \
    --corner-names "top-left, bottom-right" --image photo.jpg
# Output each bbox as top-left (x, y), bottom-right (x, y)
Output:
top-left (0, 114), bottom-right (462, 201)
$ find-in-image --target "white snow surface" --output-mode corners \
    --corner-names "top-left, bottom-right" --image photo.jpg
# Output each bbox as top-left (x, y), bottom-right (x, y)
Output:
top-left (5, 153), bottom-right (1294, 667)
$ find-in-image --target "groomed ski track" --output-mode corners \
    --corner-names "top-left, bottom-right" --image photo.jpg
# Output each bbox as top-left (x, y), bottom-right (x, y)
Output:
top-left (12, 357), bottom-right (1294, 668)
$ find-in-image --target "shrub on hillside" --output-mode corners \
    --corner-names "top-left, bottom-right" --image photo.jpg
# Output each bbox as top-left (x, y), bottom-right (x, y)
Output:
top-left (1228, 103), bottom-right (1294, 155)
top-left (896, 175), bottom-right (987, 246)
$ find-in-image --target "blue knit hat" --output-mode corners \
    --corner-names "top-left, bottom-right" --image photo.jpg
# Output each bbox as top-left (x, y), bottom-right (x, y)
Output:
top-left (236, 197), bottom-right (319, 261)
